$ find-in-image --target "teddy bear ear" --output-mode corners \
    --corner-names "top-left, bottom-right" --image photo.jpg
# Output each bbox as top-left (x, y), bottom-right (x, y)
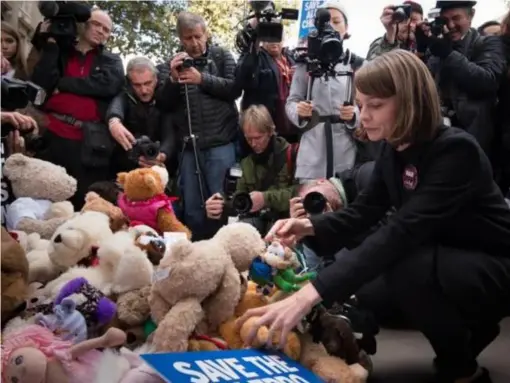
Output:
top-left (144, 174), bottom-right (159, 189)
top-left (117, 173), bottom-right (128, 185)
top-left (3, 153), bottom-right (28, 177)
top-left (84, 191), bottom-right (100, 202)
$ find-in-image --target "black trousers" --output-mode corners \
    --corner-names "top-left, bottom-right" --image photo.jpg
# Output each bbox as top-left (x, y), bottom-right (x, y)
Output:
top-left (354, 246), bottom-right (510, 380)
top-left (37, 131), bottom-right (109, 210)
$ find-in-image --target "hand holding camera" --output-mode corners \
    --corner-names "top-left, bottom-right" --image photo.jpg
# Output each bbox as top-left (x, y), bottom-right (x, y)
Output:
top-left (139, 152), bottom-right (166, 168)
top-left (169, 52), bottom-right (188, 82)
top-left (381, 5), bottom-right (398, 43)
top-left (1, 112), bottom-right (38, 133)
top-left (289, 197), bottom-right (307, 219)
top-left (297, 101), bottom-right (313, 119)
top-left (339, 104), bottom-right (355, 122)
top-left (249, 191), bottom-right (265, 213)
top-left (109, 118), bottom-right (136, 151)
top-left (206, 193), bottom-right (225, 219)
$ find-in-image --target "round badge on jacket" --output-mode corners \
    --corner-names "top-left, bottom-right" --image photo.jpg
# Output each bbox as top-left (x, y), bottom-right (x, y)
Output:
top-left (403, 165), bottom-right (419, 190)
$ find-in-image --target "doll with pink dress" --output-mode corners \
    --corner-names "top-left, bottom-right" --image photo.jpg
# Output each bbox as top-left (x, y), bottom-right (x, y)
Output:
top-left (1, 324), bottom-right (127, 383)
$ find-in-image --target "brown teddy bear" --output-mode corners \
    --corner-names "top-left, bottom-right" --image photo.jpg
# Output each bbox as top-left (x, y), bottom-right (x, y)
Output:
top-left (149, 223), bottom-right (266, 352)
top-left (81, 192), bottom-right (128, 232)
top-left (116, 166), bottom-right (191, 239)
top-left (1, 227), bottom-right (29, 326)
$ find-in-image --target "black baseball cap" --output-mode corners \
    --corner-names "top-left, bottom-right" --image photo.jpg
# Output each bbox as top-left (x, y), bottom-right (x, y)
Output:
top-left (435, 1), bottom-right (477, 10)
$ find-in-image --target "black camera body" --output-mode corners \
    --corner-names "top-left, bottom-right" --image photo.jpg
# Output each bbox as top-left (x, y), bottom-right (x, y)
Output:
top-left (303, 191), bottom-right (327, 215)
top-left (427, 9), bottom-right (448, 37)
top-left (1, 78), bottom-right (48, 153)
top-left (179, 57), bottom-right (208, 71)
top-left (391, 4), bottom-right (412, 23)
top-left (38, 1), bottom-right (91, 44)
top-left (128, 136), bottom-right (160, 162)
top-left (248, 0), bottom-right (299, 43)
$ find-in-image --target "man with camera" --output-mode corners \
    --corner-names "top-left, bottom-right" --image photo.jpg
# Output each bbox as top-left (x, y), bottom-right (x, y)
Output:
top-left (30, 7), bottom-right (124, 209)
top-left (205, 105), bottom-right (297, 235)
top-left (106, 57), bottom-right (176, 176)
top-left (156, 11), bottom-right (239, 239)
top-left (415, 1), bottom-right (506, 154)
top-left (367, 1), bottom-right (424, 60)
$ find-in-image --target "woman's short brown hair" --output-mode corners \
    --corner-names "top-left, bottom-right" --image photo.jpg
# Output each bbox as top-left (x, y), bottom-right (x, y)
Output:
top-left (355, 49), bottom-right (443, 146)
top-left (1, 23), bottom-right (29, 80)
top-left (240, 105), bottom-right (276, 135)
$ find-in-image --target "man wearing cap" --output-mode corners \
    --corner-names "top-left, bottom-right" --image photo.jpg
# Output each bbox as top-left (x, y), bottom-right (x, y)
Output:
top-left (416, 1), bottom-right (506, 155)
top-left (367, 1), bottom-right (424, 60)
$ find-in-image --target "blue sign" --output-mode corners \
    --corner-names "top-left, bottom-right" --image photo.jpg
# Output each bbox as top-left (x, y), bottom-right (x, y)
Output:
top-left (141, 349), bottom-right (324, 383)
top-left (298, 0), bottom-right (327, 41)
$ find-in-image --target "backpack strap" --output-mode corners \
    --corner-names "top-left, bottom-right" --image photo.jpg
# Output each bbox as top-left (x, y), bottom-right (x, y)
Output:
top-left (286, 143), bottom-right (299, 181)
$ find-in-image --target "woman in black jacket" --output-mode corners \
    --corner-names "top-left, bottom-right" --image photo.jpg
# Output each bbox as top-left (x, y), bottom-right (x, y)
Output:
top-left (237, 49), bottom-right (510, 383)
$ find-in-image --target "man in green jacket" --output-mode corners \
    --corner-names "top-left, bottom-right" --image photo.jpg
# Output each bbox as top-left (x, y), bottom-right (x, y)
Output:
top-left (206, 105), bottom-right (298, 234)
top-left (366, 1), bottom-right (423, 61)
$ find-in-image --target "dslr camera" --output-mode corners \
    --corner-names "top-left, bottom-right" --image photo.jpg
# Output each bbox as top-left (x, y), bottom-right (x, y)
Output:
top-left (245, 0), bottom-right (299, 43)
top-left (425, 8), bottom-right (449, 37)
top-left (38, 1), bottom-right (91, 42)
top-left (128, 136), bottom-right (160, 162)
top-left (390, 4), bottom-right (412, 23)
top-left (1, 78), bottom-right (47, 153)
top-left (222, 165), bottom-right (254, 215)
top-left (179, 57), bottom-right (208, 71)
top-left (303, 191), bottom-right (327, 216)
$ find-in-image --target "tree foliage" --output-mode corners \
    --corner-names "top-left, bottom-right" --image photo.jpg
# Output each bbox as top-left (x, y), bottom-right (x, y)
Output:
top-left (93, 0), bottom-right (185, 61)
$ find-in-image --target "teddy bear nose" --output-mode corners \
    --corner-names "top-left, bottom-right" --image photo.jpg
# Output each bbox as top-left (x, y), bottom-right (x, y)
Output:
top-left (30, 298), bottom-right (39, 303)
top-left (54, 234), bottom-right (62, 243)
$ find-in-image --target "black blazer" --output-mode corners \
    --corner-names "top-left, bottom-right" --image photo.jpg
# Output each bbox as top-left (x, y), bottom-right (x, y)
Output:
top-left (306, 126), bottom-right (510, 304)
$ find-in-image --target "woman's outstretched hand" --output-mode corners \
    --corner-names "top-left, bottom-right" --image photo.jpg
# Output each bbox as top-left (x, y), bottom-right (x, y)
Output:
top-left (265, 218), bottom-right (315, 247)
top-left (235, 283), bottom-right (322, 349)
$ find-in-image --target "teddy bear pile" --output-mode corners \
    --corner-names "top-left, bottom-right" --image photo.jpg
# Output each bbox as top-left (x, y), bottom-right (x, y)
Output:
top-left (1, 154), bottom-right (371, 383)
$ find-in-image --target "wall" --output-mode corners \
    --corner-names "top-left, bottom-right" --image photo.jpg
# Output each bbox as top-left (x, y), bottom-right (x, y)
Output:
top-left (1, 1), bottom-right (43, 47)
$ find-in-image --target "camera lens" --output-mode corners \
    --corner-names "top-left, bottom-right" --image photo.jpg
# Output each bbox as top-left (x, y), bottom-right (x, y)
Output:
top-left (392, 7), bottom-right (408, 23)
top-left (303, 191), bottom-right (327, 215)
top-left (320, 37), bottom-right (343, 64)
top-left (232, 192), bottom-right (253, 215)
top-left (144, 145), bottom-right (159, 160)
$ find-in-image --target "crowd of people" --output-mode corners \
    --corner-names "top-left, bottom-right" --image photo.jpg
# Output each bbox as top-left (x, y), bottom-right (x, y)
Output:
top-left (2, 0), bottom-right (510, 382)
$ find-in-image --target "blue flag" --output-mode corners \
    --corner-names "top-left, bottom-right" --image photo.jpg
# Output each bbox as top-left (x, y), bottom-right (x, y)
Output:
top-left (141, 349), bottom-right (324, 383)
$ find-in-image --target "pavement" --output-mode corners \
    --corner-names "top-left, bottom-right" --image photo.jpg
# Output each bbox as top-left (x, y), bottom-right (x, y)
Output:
top-left (369, 318), bottom-right (510, 382)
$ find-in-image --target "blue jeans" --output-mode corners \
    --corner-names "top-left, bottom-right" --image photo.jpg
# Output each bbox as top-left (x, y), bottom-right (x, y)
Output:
top-left (180, 143), bottom-right (236, 237)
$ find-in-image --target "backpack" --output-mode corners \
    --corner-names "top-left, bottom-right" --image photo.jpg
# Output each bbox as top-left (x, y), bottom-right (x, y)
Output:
top-left (286, 143), bottom-right (299, 181)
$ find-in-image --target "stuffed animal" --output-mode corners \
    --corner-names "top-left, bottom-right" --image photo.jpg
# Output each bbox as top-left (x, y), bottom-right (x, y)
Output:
top-left (116, 166), bottom-right (191, 238)
top-left (81, 192), bottom-right (128, 232)
top-left (149, 222), bottom-right (265, 352)
top-left (1, 227), bottom-right (29, 326)
top-left (40, 230), bottom-right (154, 300)
top-left (1, 325), bottom-right (127, 383)
top-left (3, 154), bottom-right (77, 239)
top-left (249, 240), bottom-right (316, 295)
top-left (35, 297), bottom-right (88, 344)
top-left (26, 211), bottom-right (114, 284)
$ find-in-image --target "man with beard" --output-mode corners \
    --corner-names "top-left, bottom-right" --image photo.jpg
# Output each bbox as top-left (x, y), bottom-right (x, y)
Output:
top-left (367, 1), bottom-right (423, 60)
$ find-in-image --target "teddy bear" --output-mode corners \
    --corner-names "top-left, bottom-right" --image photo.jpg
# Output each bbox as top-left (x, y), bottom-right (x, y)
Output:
top-left (81, 192), bottom-right (128, 232)
top-left (3, 153), bottom-right (77, 239)
top-left (149, 222), bottom-right (266, 352)
top-left (26, 211), bottom-right (114, 284)
top-left (1, 227), bottom-right (30, 327)
top-left (218, 281), bottom-right (369, 383)
top-left (116, 166), bottom-right (191, 239)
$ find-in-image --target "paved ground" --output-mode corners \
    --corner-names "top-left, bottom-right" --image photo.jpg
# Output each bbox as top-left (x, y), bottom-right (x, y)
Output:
top-left (369, 319), bottom-right (510, 382)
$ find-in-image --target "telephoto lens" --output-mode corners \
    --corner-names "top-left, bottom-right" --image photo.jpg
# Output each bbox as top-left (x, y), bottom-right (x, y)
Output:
top-left (303, 191), bottom-right (327, 215)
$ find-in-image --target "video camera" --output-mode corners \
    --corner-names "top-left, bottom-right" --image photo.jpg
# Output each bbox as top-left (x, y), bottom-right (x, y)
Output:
top-left (128, 135), bottom-right (160, 162)
top-left (38, 1), bottom-right (91, 44)
top-left (245, 0), bottom-right (299, 43)
top-left (391, 4), bottom-right (412, 23)
top-left (426, 8), bottom-right (448, 37)
top-left (1, 78), bottom-right (47, 153)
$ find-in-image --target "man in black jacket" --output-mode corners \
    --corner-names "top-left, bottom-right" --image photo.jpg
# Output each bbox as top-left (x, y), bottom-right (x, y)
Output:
top-left (30, 8), bottom-right (124, 209)
top-left (156, 11), bottom-right (238, 240)
top-left (106, 57), bottom-right (176, 177)
top-left (417, 1), bottom-right (506, 155)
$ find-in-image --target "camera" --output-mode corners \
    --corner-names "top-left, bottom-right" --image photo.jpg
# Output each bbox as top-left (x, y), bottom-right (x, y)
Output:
top-left (231, 192), bottom-right (253, 215)
top-left (246, 0), bottom-right (299, 43)
top-left (303, 191), bottom-right (327, 215)
top-left (128, 136), bottom-right (160, 161)
top-left (38, 1), bottom-right (91, 43)
top-left (179, 57), bottom-right (208, 71)
top-left (1, 78), bottom-right (48, 153)
top-left (391, 4), bottom-right (412, 23)
top-left (306, 8), bottom-right (344, 69)
top-left (426, 8), bottom-right (448, 37)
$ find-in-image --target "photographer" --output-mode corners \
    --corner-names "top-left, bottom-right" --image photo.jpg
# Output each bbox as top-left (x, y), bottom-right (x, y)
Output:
top-left (156, 12), bottom-right (239, 239)
top-left (286, 1), bottom-right (372, 183)
top-left (30, 7), bottom-right (124, 209)
top-left (416, 1), bottom-right (506, 154)
top-left (205, 105), bottom-right (297, 235)
top-left (367, 1), bottom-right (424, 60)
top-left (106, 57), bottom-right (176, 175)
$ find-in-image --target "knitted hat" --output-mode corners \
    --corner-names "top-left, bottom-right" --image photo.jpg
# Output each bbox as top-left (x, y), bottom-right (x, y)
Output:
top-left (320, 1), bottom-right (349, 25)
top-left (435, 1), bottom-right (477, 10)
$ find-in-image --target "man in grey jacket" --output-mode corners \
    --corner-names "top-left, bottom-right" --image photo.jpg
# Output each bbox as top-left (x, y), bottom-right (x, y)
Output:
top-left (156, 11), bottom-right (238, 239)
